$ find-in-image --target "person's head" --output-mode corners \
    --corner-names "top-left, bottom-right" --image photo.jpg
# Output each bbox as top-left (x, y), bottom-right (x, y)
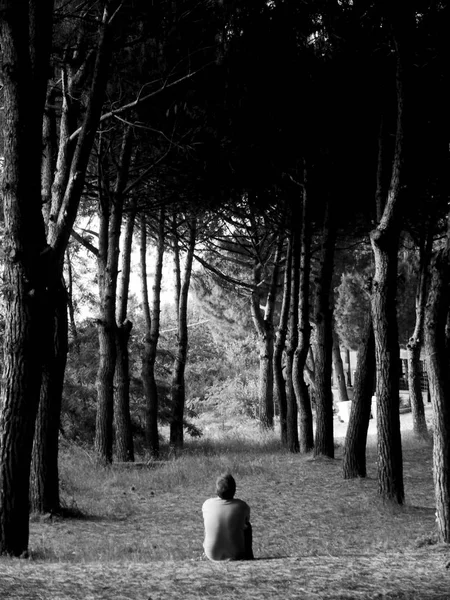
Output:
top-left (216, 473), bottom-right (236, 500)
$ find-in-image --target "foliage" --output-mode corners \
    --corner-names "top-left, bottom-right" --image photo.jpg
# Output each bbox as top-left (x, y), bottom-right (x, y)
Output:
top-left (334, 270), bottom-right (370, 350)
top-left (335, 257), bottom-right (417, 350)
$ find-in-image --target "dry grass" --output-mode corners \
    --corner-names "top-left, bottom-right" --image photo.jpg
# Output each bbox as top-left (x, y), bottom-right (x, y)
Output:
top-left (0, 415), bottom-right (449, 599)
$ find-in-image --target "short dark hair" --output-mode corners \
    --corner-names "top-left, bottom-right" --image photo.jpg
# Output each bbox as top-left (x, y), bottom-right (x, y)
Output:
top-left (216, 473), bottom-right (236, 500)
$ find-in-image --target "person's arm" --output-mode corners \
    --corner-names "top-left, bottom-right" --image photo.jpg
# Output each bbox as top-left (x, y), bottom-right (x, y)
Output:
top-left (243, 504), bottom-right (254, 559)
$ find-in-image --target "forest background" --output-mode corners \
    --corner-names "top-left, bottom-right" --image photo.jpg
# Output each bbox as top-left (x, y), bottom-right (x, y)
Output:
top-left (0, 0), bottom-right (450, 568)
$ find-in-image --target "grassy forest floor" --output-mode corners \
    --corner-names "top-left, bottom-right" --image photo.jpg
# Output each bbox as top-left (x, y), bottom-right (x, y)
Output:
top-left (1, 406), bottom-right (449, 599)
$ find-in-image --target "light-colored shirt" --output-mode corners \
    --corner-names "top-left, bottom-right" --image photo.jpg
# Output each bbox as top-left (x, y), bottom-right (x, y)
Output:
top-left (202, 497), bottom-right (251, 561)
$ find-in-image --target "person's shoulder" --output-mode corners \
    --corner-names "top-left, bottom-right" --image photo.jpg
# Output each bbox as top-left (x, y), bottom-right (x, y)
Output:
top-left (233, 498), bottom-right (250, 509)
top-left (202, 497), bottom-right (219, 510)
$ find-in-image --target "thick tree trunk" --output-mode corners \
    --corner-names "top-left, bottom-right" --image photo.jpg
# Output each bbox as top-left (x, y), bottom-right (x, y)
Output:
top-left (273, 238), bottom-right (292, 445)
top-left (30, 283), bottom-right (68, 513)
top-left (343, 313), bottom-right (376, 478)
top-left (313, 202), bottom-right (336, 458)
top-left (424, 248), bottom-right (450, 543)
top-left (371, 229), bottom-right (404, 503)
top-left (0, 0), bottom-right (54, 557)
top-left (170, 219), bottom-right (196, 449)
top-left (293, 179), bottom-right (314, 453)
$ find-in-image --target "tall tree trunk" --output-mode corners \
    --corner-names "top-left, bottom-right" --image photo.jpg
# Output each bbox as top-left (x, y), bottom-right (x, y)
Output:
top-left (170, 218), bottom-right (197, 449)
top-left (95, 125), bottom-right (132, 464)
top-left (285, 222), bottom-right (300, 453)
top-left (114, 136), bottom-right (135, 463)
top-left (32, 3), bottom-right (123, 509)
top-left (293, 176), bottom-right (314, 453)
top-left (140, 209), bottom-right (166, 457)
top-left (274, 238), bottom-right (292, 445)
top-left (370, 6), bottom-right (413, 504)
top-left (424, 245), bottom-right (450, 543)
top-left (406, 230), bottom-right (432, 440)
top-left (313, 201), bottom-right (336, 458)
top-left (343, 312), bottom-right (376, 478)
top-left (0, 0), bottom-right (54, 557)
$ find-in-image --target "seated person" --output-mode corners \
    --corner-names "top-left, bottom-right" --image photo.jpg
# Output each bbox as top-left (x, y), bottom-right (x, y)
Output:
top-left (202, 472), bottom-right (254, 561)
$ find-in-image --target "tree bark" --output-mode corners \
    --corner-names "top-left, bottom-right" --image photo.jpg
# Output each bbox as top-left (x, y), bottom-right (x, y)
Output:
top-left (424, 247), bottom-right (450, 543)
top-left (313, 201), bottom-right (336, 458)
top-left (30, 283), bottom-right (68, 513)
top-left (371, 221), bottom-right (404, 503)
top-left (115, 319), bottom-right (134, 462)
top-left (170, 218), bottom-right (197, 449)
top-left (343, 312), bottom-right (376, 478)
top-left (0, 0), bottom-right (55, 556)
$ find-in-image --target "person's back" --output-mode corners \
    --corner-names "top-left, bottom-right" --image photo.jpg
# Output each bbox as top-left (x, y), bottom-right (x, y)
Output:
top-left (202, 473), bottom-right (253, 561)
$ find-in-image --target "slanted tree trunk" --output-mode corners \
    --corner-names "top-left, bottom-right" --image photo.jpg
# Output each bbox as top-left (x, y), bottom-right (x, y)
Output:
top-left (424, 246), bottom-right (450, 543)
top-left (293, 178), bottom-right (314, 453)
top-left (285, 221), bottom-right (300, 453)
top-left (332, 330), bottom-right (349, 403)
top-left (0, 0), bottom-right (55, 556)
top-left (343, 312), bottom-right (376, 478)
top-left (313, 201), bottom-right (336, 458)
top-left (274, 238), bottom-right (292, 445)
top-left (140, 209), bottom-right (166, 457)
top-left (345, 349), bottom-right (352, 386)
top-left (170, 218), bottom-right (197, 449)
